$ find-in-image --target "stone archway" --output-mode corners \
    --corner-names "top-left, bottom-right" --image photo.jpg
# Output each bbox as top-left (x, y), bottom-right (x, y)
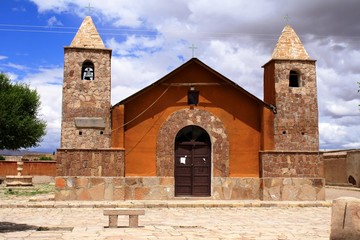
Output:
top-left (156, 108), bottom-right (229, 177)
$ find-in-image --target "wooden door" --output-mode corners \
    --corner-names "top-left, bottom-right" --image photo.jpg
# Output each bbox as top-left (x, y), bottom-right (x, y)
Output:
top-left (174, 142), bottom-right (211, 196)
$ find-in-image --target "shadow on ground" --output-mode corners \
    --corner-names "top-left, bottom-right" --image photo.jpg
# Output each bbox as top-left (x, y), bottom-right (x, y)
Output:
top-left (0, 222), bottom-right (38, 233)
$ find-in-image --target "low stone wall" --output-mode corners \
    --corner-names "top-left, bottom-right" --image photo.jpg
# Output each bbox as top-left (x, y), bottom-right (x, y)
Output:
top-left (55, 176), bottom-right (261, 201)
top-left (56, 149), bottom-right (125, 176)
top-left (260, 177), bottom-right (325, 201)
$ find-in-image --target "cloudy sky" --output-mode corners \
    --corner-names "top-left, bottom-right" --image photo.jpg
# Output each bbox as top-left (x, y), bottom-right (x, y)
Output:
top-left (0, 0), bottom-right (359, 152)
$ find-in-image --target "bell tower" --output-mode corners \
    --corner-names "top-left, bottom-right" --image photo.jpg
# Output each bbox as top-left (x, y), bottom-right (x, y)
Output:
top-left (263, 25), bottom-right (319, 151)
top-left (61, 16), bottom-right (112, 149)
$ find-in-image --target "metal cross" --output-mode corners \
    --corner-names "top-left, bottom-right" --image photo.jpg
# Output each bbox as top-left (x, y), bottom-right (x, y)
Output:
top-left (189, 44), bottom-right (197, 58)
top-left (284, 14), bottom-right (290, 24)
top-left (86, 3), bottom-right (93, 15)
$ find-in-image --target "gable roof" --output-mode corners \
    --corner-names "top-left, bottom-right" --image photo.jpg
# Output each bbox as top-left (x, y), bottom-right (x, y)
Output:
top-left (113, 58), bottom-right (273, 110)
top-left (70, 16), bottom-right (106, 49)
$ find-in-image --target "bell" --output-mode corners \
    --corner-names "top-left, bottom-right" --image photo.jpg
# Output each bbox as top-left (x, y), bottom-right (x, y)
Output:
top-left (83, 67), bottom-right (94, 80)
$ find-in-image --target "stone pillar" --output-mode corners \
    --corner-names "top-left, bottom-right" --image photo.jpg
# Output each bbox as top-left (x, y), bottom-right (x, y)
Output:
top-left (330, 197), bottom-right (360, 240)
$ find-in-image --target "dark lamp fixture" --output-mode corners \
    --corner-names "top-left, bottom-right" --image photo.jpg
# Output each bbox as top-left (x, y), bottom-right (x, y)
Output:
top-left (188, 86), bottom-right (199, 105)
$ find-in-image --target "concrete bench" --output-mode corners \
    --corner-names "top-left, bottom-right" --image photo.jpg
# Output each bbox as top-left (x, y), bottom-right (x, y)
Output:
top-left (330, 197), bottom-right (360, 240)
top-left (103, 209), bottom-right (145, 228)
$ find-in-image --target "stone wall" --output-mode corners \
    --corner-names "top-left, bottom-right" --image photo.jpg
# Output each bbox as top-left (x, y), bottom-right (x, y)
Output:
top-left (261, 178), bottom-right (325, 201)
top-left (55, 176), bottom-right (260, 201)
top-left (273, 60), bottom-right (319, 151)
top-left (56, 149), bottom-right (124, 177)
top-left (260, 151), bottom-right (325, 200)
top-left (61, 48), bottom-right (111, 149)
top-left (260, 151), bottom-right (323, 178)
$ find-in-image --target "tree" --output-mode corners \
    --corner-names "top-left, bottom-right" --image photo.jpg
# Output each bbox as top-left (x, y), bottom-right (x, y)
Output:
top-left (0, 73), bottom-right (46, 150)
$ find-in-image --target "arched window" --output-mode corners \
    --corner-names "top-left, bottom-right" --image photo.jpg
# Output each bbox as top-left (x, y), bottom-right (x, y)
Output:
top-left (175, 125), bottom-right (210, 144)
top-left (81, 61), bottom-right (94, 80)
top-left (289, 70), bottom-right (300, 87)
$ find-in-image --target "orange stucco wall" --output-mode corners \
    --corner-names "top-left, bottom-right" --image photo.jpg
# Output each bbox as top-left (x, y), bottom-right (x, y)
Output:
top-left (112, 62), bottom-right (274, 177)
top-left (263, 61), bottom-right (276, 105)
top-left (0, 161), bottom-right (56, 176)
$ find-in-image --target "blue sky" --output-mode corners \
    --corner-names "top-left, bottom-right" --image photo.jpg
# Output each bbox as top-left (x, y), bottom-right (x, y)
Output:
top-left (0, 0), bottom-right (359, 152)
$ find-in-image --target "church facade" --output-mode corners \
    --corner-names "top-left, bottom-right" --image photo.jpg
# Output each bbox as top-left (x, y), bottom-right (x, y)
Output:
top-left (55, 16), bottom-right (324, 201)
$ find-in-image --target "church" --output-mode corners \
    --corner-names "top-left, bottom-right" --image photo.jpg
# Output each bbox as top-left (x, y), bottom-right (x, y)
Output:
top-left (55, 16), bottom-right (324, 201)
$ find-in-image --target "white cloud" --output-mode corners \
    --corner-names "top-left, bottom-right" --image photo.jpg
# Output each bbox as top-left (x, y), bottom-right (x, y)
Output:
top-left (30, 0), bottom-right (69, 13)
top-left (0, 56), bottom-right (8, 61)
top-left (47, 16), bottom-right (63, 27)
top-left (26, 0), bottom-right (360, 150)
top-left (1, 62), bottom-right (29, 71)
top-left (21, 67), bottom-right (63, 152)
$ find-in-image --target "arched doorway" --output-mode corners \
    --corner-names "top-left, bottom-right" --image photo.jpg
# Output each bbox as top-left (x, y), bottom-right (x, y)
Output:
top-left (174, 125), bottom-right (211, 196)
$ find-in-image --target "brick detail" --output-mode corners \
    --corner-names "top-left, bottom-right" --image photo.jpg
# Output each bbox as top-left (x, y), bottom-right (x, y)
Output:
top-left (156, 108), bottom-right (229, 177)
top-left (260, 151), bottom-right (323, 178)
top-left (56, 149), bottom-right (124, 176)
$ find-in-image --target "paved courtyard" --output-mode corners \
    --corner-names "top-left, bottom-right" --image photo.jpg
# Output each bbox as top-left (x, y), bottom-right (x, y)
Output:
top-left (1, 186), bottom-right (360, 240)
top-left (0, 206), bottom-right (330, 240)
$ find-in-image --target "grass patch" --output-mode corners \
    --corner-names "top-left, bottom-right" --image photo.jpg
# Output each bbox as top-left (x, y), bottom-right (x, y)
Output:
top-left (4, 184), bottom-right (54, 197)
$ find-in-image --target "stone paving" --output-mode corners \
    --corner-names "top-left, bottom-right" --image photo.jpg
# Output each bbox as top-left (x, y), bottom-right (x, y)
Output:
top-left (0, 204), bottom-right (331, 240)
top-left (2, 185), bottom-right (359, 240)
top-left (0, 206), bottom-right (331, 240)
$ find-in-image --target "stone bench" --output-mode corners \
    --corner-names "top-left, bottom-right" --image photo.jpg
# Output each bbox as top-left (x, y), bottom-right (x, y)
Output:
top-left (330, 197), bottom-right (360, 240)
top-left (103, 209), bottom-right (145, 228)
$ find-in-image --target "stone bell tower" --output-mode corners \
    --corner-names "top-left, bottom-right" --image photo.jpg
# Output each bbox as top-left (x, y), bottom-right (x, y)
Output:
top-left (61, 16), bottom-right (112, 149)
top-left (263, 25), bottom-right (319, 151)
top-left (260, 25), bottom-right (324, 201)
top-left (56, 17), bottom-right (124, 199)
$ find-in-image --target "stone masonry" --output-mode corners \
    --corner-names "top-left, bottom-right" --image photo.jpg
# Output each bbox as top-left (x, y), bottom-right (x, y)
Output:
top-left (61, 16), bottom-right (112, 149)
top-left (273, 60), bottom-right (318, 151)
top-left (55, 176), bottom-right (261, 200)
top-left (56, 19), bottom-right (325, 201)
top-left (61, 48), bottom-right (112, 149)
top-left (260, 25), bottom-right (324, 201)
top-left (157, 108), bottom-right (229, 177)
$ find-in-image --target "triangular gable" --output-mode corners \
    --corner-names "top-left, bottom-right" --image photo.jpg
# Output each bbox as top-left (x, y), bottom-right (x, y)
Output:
top-left (113, 58), bottom-right (272, 110)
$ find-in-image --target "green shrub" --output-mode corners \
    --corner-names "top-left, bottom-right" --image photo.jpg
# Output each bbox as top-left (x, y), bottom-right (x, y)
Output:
top-left (39, 156), bottom-right (52, 161)
top-left (0, 155), bottom-right (5, 160)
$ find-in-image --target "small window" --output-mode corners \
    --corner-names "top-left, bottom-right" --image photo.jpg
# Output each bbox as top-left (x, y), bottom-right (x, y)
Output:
top-left (188, 87), bottom-right (199, 105)
top-left (289, 70), bottom-right (300, 87)
top-left (82, 61), bottom-right (94, 80)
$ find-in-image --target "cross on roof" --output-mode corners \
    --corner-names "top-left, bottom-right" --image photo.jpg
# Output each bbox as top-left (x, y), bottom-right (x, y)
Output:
top-left (284, 14), bottom-right (291, 24)
top-left (189, 44), bottom-right (197, 58)
top-left (86, 3), bottom-right (94, 15)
